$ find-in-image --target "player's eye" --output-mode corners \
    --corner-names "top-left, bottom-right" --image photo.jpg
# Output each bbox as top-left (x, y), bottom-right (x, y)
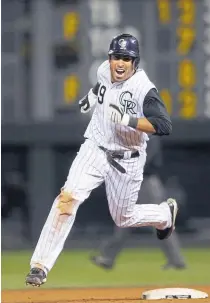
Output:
top-left (111, 55), bottom-right (132, 62)
top-left (112, 55), bottom-right (121, 60)
top-left (123, 57), bottom-right (132, 62)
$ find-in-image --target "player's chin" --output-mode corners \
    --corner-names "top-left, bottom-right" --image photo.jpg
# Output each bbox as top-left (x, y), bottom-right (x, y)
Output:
top-left (113, 72), bottom-right (127, 82)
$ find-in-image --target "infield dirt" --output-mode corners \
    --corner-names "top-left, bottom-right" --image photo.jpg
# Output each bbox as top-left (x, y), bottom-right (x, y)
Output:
top-left (2, 286), bottom-right (210, 303)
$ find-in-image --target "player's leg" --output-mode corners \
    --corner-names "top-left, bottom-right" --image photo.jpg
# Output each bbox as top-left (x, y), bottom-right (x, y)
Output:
top-left (26, 139), bottom-right (106, 286)
top-left (140, 175), bottom-right (186, 269)
top-left (90, 226), bottom-right (130, 269)
top-left (160, 232), bottom-right (186, 269)
top-left (105, 155), bottom-right (175, 234)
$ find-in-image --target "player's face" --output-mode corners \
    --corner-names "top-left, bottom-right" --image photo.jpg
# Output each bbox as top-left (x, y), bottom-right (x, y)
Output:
top-left (109, 54), bottom-right (135, 82)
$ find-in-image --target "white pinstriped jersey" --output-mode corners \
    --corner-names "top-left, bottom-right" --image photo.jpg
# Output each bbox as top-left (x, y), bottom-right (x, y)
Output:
top-left (84, 60), bottom-right (156, 152)
top-left (30, 65), bottom-right (172, 275)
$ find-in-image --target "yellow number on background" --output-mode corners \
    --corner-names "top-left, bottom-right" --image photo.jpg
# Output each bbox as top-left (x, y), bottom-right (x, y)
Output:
top-left (63, 12), bottom-right (80, 40)
top-left (64, 75), bottom-right (80, 103)
top-left (176, 27), bottom-right (196, 55)
top-left (177, 0), bottom-right (195, 25)
top-left (157, 0), bottom-right (171, 24)
top-left (160, 89), bottom-right (172, 115)
top-left (178, 90), bottom-right (197, 118)
top-left (178, 59), bottom-right (196, 88)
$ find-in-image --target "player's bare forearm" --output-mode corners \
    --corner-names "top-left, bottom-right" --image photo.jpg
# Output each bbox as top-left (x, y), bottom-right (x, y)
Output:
top-left (136, 117), bottom-right (156, 133)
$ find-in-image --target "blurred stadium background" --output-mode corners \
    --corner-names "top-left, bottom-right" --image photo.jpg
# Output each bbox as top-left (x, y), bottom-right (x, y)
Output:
top-left (1, 0), bottom-right (210, 290)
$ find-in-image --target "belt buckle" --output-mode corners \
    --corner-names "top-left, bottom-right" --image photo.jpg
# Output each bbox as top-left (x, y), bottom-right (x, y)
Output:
top-left (123, 151), bottom-right (132, 160)
top-left (106, 150), bottom-right (112, 158)
top-left (108, 150), bottom-right (116, 159)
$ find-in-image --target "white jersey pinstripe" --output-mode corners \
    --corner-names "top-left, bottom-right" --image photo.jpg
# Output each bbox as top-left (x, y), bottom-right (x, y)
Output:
top-left (84, 60), bottom-right (156, 152)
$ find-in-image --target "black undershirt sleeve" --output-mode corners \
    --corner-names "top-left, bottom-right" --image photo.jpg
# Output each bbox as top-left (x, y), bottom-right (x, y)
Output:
top-left (92, 82), bottom-right (100, 95)
top-left (143, 88), bottom-right (172, 136)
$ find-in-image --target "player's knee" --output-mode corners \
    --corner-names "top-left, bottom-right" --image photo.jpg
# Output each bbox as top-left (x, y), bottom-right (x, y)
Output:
top-left (56, 190), bottom-right (80, 216)
top-left (115, 221), bottom-right (127, 228)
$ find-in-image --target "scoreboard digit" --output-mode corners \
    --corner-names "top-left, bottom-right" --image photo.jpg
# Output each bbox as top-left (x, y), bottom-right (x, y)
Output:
top-left (62, 9), bottom-right (80, 104)
top-left (176, 0), bottom-right (197, 119)
top-left (156, 0), bottom-right (207, 120)
top-left (157, 0), bottom-right (173, 116)
top-left (53, 1), bottom-right (81, 110)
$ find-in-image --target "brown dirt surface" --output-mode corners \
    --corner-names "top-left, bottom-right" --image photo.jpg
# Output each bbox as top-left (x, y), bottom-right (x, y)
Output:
top-left (2, 286), bottom-right (210, 303)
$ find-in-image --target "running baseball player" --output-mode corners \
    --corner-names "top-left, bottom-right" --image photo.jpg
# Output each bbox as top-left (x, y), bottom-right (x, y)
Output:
top-left (90, 137), bottom-right (186, 270)
top-left (25, 33), bottom-right (178, 287)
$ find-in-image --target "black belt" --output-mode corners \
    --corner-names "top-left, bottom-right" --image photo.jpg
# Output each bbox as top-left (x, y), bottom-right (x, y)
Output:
top-left (99, 146), bottom-right (139, 174)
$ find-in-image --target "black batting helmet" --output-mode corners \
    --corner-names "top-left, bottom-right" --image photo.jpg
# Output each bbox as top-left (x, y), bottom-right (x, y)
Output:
top-left (108, 33), bottom-right (140, 69)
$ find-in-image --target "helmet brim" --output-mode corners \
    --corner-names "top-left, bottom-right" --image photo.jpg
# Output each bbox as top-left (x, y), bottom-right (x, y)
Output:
top-left (108, 50), bottom-right (138, 58)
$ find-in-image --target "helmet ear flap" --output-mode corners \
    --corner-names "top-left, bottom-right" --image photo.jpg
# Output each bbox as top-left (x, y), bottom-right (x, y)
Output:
top-left (133, 57), bottom-right (140, 69)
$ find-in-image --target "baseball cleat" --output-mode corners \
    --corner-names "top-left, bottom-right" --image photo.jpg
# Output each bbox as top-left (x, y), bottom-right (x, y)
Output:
top-left (25, 267), bottom-right (47, 287)
top-left (156, 198), bottom-right (178, 240)
top-left (90, 255), bottom-right (114, 270)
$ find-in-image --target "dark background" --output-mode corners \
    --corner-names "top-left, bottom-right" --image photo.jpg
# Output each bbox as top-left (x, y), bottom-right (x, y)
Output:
top-left (2, 0), bottom-right (210, 249)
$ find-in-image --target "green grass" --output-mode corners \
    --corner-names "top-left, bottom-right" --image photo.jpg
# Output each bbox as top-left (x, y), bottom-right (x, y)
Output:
top-left (1, 248), bottom-right (210, 290)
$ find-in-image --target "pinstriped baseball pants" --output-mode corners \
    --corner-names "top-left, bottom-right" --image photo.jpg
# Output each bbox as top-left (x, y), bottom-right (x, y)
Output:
top-left (30, 138), bottom-right (171, 272)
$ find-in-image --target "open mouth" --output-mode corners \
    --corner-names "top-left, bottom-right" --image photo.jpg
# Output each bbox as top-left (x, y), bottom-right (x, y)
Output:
top-left (116, 68), bottom-right (125, 76)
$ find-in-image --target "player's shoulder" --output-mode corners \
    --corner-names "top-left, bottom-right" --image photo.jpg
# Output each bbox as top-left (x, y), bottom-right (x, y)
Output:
top-left (134, 68), bottom-right (151, 82)
top-left (128, 68), bottom-right (156, 97)
top-left (97, 60), bottom-right (110, 80)
top-left (133, 68), bottom-right (155, 87)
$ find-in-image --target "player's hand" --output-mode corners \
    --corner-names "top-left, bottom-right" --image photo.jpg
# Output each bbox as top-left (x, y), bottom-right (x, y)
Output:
top-left (79, 89), bottom-right (97, 113)
top-left (108, 104), bottom-right (138, 129)
top-left (108, 104), bottom-right (129, 125)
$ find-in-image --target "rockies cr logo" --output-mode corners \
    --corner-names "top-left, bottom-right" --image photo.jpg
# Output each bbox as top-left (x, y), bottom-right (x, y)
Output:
top-left (119, 91), bottom-right (136, 115)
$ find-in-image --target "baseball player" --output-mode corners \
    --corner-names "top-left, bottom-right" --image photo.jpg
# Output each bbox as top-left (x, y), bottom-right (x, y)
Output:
top-left (25, 33), bottom-right (178, 287)
top-left (90, 137), bottom-right (186, 270)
